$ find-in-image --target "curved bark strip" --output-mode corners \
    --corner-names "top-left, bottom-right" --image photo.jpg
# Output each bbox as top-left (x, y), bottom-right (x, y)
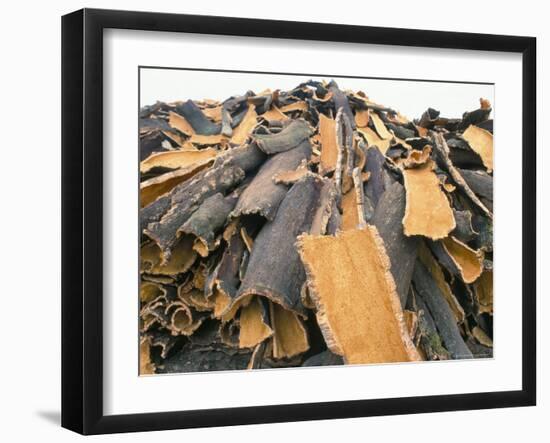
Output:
top-left (270, 301), bottom-right (309, 359)
top-left (232, 174), bottom-right (327, 318)
top-left (358, 127), bottom-right (391, 154)
top-left (432, 133), bottom-right (492, 219)
top-left (414, 293), bottom-right (450, 360)
top-left (140, 281), bottom-right (166, 304)
top-left (441, 236), bottom-right (484, 284)
top-left (413, 261), bottom-right (473, 360)
top-left (178, 193), bottom-right (239, 256)
top-left (140, 160), bottom-right (213, 208)
top-left (364, 146), bottom-right (388, 207)
top-left (261, 105), bottom-right (289, 121)
top-left (144, 165), bottom-right (246, 262)
top-left (298, 227), bottom-right (421, 365)
top-left (461, 125), bottom-right (493, 172)
top-left (176, 100), bottom-right (222, 135)
top-left (239, 297), bottom-right (273, 349)
top-left (372, 182), bottom-right (419, 306)
top-left (452, 209), bottom-right (478, 243)
top-left (402, 159), bottom-right (456, 239)
top-left (140, 148), bottom-right (217, 174)
top-left (230, 140), bottom-right (312, 221)
top-left (417, 242), bottom-right (465, 323)
top-left (231, 105), bottom-right (258, 145)
top-left (327, 81), bottom-right (356, 129)
top-left (140, 237), bottom-right (197, 276)
top-left (170, 303), bottom-right (208, 336)
top-left (254, 119), bottom-right (312, 154)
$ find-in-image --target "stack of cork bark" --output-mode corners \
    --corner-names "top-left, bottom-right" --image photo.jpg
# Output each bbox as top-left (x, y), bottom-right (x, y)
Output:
top-left (139, 80), bottom-right (493, 375)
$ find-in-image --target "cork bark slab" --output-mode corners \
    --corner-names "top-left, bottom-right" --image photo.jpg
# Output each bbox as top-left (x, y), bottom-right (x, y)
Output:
top-left (318, 114), bottom-right (338, 174)
top-left (298, 227), bottom-right (421, 365)
top-left (462, 125), bottom-right (493, 172)
top-left (402, 159), bottom-right (456, 239)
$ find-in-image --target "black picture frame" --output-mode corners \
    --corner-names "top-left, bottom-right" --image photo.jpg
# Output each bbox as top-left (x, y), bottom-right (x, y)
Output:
top-left (61, 8), bottom-right (537, 435)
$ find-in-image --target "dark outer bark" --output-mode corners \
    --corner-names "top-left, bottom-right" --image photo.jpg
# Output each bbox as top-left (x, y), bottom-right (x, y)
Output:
top-left (364, 146), bottom-right (388, 207)
top-left (418, 108), bottom-right (440, 129)
top-left (371, 181), bottom-right (420, 306)
top-left (178, 193), bottom-right (239, 249)
top-left (237, 174), bottom-right (327, 315)
top-left (476, 119), bottom-right (493, 133)
top-left (459, 109), bottom-right (492, 131)
top-left (145, 165), bottom-right (245, 260)
top-left (302, 350), bottom-right (344, 367)
top-left (428, 240), bottom-right (462, 278)
top-left (413, 261), bottom-right (473, 359)
top-left (328, 81), bottom-right (356, 129)
top-left (140, 131), bottom-right (167, 161)
top-left (452, 209), bottom-right (478, 243)
top-left (432, 133), bottom-right (492, 218)
top-left (140, 194), bottom-right (172, 237)
top-left (415, 294), bottom-right (450, 360)
top-left (205, 228), bottom-right (246, 302)
top-left (231, 140), bottom-right (312, 221)
top-left (466, 338), bottom-right (493, 358)
top-left (254, 119), bottom-right (311, 154)
top-left (446, 137), bottom-right (484, 169)
top-left (386, 122), bottom-right (416, 140)
top-left (175, 99), bottom-right (221, 135)
top-left (220, 107), bottom-right (233, 137)
top-left (157, 344), bottom-right (252, 373)
top-left (471, 214), bottom-right (493, 252)
top-left (457, 168), bottom-right (493, 201)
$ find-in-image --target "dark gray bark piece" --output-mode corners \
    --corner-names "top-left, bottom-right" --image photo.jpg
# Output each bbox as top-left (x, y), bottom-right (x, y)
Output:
top-left (447, 137), bottom-right (484, 169)
top-left (302, 350), bottom-right (344, 367)
top-left (477, 120), bottom-right (493, 133)
top-left (158, 344), bottom-right (252, 373)
top-left (140, 131), bottom-right (167, 161)
top-left (178, 192), bottom-right (239, 251)
top-left (386, 122), bottom-right (416, 140)
top-left (140, 194), bottom-right (172, 237)
top-left (254, 119), bottom-right (311, 154)
top-left (466, 338), bottom-right (493, 358)
top-left (415, 294), bottom-right (450, 361)
top-left (230, 140), bottom-right (312, 220)
top-left (457, 168), bottom-right (493, 201)
top-left (452, 210), bottom-right (478, 243)
top-left (145, 165), bottom-right (245, 260)
top-left (372, 181), bottom-right (419, 306)
top-left (471, 214), bottom-right (493, 252)
top-left (418, 108), bottom-right (440, 129)
top-left (205, 227), bottom-right (246, 303)
top-left (364, 146), bottom-right (388, 207)
top-left (237, 174), bottom-right (327, 315)
top-left (413, 261), bottom-right (473, 360)
top-left (175, 100), bottom-right (221, 135)
top-left (327, 80), bottom-right (356, 129)
top-left (459, 108), bottom-right (492, 130)
top-left (427, 240), bottom-right (462, 278)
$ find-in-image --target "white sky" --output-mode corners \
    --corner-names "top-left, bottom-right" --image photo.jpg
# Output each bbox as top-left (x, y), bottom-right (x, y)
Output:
top-left (140, 68), bottom-right (494, 121)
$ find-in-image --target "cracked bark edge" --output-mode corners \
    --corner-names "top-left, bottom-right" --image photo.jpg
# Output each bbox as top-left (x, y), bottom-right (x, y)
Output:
top-left (254, 119), bottom-right (312, 154)
top-left (457, 168), bottom-right (493, 202)
top-left (298, 227), bottom-right (421, 364)
top-left (372, 181), bottom-right (419, 306)
top-left (413, 261), bottom-right (473, 360)
top-left (230, 140), bottom-right (312, 221)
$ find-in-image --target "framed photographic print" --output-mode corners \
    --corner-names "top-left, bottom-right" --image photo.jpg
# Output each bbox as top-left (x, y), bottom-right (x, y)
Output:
top-left (61, 8), bottom-right (536, 435)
